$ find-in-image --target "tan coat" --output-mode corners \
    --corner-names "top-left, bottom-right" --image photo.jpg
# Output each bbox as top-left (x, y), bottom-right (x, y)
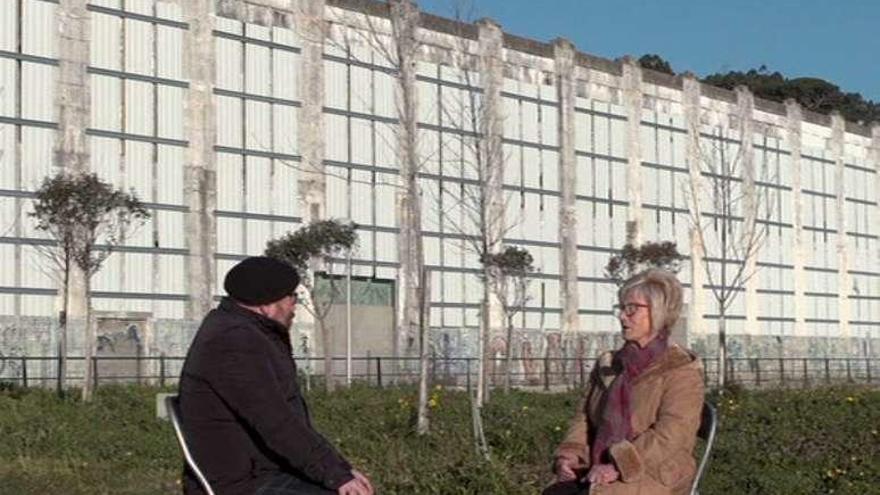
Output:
top-left (554, 344), bottom-right (705, 495)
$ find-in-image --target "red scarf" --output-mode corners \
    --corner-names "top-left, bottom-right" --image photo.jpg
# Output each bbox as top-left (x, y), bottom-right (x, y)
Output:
top-left (591, 335), bottom-right (668, 466)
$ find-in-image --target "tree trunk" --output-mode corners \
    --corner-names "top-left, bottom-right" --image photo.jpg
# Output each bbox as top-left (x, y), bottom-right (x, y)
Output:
top-left (718, 310), bottom-right (727, 391)
top-left (416, 269), bottom-right (430, 434)
top-left (81, 276), bottom-right (95, 402)
top-left (57, 261), bottom-right (70, 397)
top-left (321, 318), bottom-right (335, 392)
top-left (477, 285), bottom-right (491, 406)
top-left (504, 314), bottom-right (514, 393)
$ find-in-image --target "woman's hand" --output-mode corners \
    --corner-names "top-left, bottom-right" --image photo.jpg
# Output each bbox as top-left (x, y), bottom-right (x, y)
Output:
top-left (587, 463), bottom-right (619, 485)
top-left (554, 454), bottom-right (579, 482)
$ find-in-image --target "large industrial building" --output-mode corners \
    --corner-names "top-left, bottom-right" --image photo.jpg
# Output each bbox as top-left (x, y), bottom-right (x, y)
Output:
top-left (0, 0), bottom-right (877, 371)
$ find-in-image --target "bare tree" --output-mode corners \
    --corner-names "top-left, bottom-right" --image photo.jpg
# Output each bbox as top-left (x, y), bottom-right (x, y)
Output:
top-left (30, 172), bottom-right (149, 400)
top-left (684, 90), bottom-right (775, 389)
top-left (265, 219), bottom-right (358, 393)
top-left (482, 246), bottom-right (534, 392)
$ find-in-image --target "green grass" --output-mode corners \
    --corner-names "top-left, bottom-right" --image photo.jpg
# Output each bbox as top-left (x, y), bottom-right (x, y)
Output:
top-left (0, 383), bottom-right (877, 494)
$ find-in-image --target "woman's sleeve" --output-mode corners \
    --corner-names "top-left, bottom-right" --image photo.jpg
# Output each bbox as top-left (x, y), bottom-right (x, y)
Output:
top-left (553, 370), bottom-right (597, 465)
top-left (608, 365), bottom-right (704, 482)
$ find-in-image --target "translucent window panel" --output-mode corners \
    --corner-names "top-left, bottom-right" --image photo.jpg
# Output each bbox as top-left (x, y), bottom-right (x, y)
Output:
top-left (216, 153), bottom-right (244, 211)
top-left (503, 144), bottom-right (522, 186)
top-left (543, 196), bottom-right (559, 241)
top-left (522, 147), bottom-right (540, 188)
top-left (350, 66), bottom-right (372, 114)
top-left (156, 26), bottom-right (183, 80)
top-left (373, 71), bottom-right (395, 119)
top-left (91, 13), bottom-right (122, 70)
top-left (441, 134), bottom-right (462, 178)
top-left (92, 253), bottom-right (121, 292)
top-left (521, 101), bottom-right (538, 143)
top-left (21, 245), bottom-right (54, 288)
top-left (460, 137), bottom-right (478, 182)
top-left (419, 129), bottom-right (439, 175)
top-left (158, 254), bottom-right (185, 293)
top-left (542, 150), bottom-right (559, 190)
top-left (215, 36), bottom-right (243, 91)
top-left (442, 272), bottom-right (463, 303)
top-left (245, 156), bottom-right (272, 214)
top-left (122, 253), bottom-right (153, 292)
top-left (0, 125), bottom-right (14, 190)
top-left (157, 85), bottom-right (184, 139)
top-left (417, 80), bottom-right (437, 125)
top-left (657, 129), bottom-right (674, 165)
top-left (91, 74), bottom-right (122, 131)
top-left (324, 61), bottom-right (347, 110)
top-left (20, 63), bottom-right (54, 121)
top-left (324, 113), bottom-right (348, 162)
top-left (245, 100), bottom-right (271, 152)
top-left (216, 216), bottom-right (243, 254)
top-left (375, 231), bottom-right (398, 263)
top-left (124, 140), bottom-right (153, 200)
top-left (124, 80), bottom-right (154, 136)
top-left (273, 104), bottom-right (297, 155)
top-left (245, 43), bottom-right (271, 96)
top-left (156, 145), bottom-right (183, 205)
top-left (325, 167), bottom-right (347, 219)
top-left (272, 49), bottom-right (298, 101)
top-left (245, 219), bottom-right (272, 255)
top-left (640, 126), bottom-right (656, 164)
top-left (593, 116), bottom-right (610, 155)
top-left (156, 210), bottom-right (184, 249)
top-left (273, 160), bottom-right (297, 218)
top-left (540, 105), bottom-right (558, 147)
top-left (350, 118), bottom-right (373, 165)
top-left (502, 97), bottom-right (519, 139)
top-left (351, 169), bottom-right (372, 225)
top-left (375, 122), bottom-right (396, 168)
top-left (216, 96), bottom-right (243, 148)
top-left (420, 178), bottom-right (439, 231)
top-left (124, 19), bottom-right (153, 75)
top-left (90, 136), bottom-right (121, 187)
top-left (610, 119), bottom-right (627, 158)
top-left (20, 127), bottom-right (53, 190)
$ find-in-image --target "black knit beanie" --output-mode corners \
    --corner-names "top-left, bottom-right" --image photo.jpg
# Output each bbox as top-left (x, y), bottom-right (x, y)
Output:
top-left (224, 256), bottom-right (300, 305)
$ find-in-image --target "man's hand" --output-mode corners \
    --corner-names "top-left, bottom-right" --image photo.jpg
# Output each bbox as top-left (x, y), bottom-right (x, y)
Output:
top-left (338, 469), bottom-right (374, 495)
top-left (586, 463), bottom-right (619, 485)
top-left (554, 454), bottom-right (579, 482)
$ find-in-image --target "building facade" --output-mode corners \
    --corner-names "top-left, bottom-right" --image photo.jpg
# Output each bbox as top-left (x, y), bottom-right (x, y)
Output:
top-left (0, 0), bottom-right (878, 363)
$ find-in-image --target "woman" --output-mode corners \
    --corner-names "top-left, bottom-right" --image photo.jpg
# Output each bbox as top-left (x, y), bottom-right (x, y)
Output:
top-left (546, 269), bottom-right (704, 495)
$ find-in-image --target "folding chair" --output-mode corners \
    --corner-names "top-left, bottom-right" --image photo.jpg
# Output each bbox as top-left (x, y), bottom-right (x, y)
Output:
top-left (690, 401), bottom-right (718, 495)
top-left (166, 395), bottom-right (215, 495)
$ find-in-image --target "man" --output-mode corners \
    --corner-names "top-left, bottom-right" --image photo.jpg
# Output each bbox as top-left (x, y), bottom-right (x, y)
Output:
top-left (178, 256), bottom-right (374, 495)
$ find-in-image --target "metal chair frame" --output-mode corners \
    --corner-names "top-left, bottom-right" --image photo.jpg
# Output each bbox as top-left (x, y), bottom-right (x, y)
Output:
top-left (690, 401), bottom-right (718, 495)
top-left (166, 395), bottom-right (216, 495)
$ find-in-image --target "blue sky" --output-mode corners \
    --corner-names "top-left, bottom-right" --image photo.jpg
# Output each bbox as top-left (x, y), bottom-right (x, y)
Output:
top-left (418, 0), bottom-right (879, 102)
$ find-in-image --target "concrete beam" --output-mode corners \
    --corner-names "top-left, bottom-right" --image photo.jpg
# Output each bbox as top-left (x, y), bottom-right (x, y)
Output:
top-left (830, 112), bottom-right (849, 340)
top-left (554, 38), bottom-right (579, 334)
top-left (182, 0), bottom-right (217, 320)
top-left (621, 57), bottom-right (643, 245)
top-left (785, 99), bottom-right (807, 336)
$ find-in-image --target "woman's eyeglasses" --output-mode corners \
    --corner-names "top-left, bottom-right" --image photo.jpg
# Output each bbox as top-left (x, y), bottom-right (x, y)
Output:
top-left (612, 303), bottom-right (649, 317)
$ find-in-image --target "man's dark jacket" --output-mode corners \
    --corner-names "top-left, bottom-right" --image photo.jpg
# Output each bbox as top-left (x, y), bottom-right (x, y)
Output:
top-left (178, 298), bottom-right (353, 494)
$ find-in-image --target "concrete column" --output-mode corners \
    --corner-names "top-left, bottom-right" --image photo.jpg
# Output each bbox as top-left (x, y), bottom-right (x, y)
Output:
top-left (55, 0), bottom-right (91, 318)
top-left (390, 0), bottom-right (422, 358)
top-left (477, 17), bottom-right (505, 333)
top-left (736, 86), bottom-right (759, 335)
top-left (830, 113), bottom-right (850, 340)
top-left (682, 75), bottom-right (705, 339)
top-left (293, 0), bottom-right (327, 344)
top-left (621, 57), bottom-right (643, 245)
top-left (874, 125), bottom-right (880, 274)
top-left (554, 38), bottom-right (579, 334)
top-left (785, 100), bottom-right (807, 336)
top-left (182, 0), bottom-right (217, 320)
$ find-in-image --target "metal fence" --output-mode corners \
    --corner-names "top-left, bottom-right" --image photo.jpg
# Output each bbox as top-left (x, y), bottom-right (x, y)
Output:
top-left (1, 355), bottom-right (878, 390)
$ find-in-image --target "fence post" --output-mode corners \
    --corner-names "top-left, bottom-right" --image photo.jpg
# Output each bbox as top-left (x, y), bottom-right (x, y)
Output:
top-left (802, 358), bottom-right (808, 388)
top-left (376, 357), bottom-right (382, 388)
top-left (779, 358), bottom-right (785, 386)
top-left (159, 353), bottom-right (166, 388)
top-left (867, 358), bottom-right (872, 383)
top-left (21, 357), bottom-right (28, 388)
top-left (366, 351), bottom-right (372, 385)
top-left (431, 349), bottom-right (437, 383)
top-left (729, 358), bottom-right (736, 384)
top-left (579, 358), bottom-right (585, 389)
top-left (92, 357), bottom-right (99, 390)
top-left (825, 358), bottom-right (831, 384)
top-left (543, 355), bottom-right (550, 392)
top-left (754, 358), bottom-right (761, 387)
top-left (466, 359), bottom-right (472, 394)
top-left (846, 359), bottom-right (853, 383)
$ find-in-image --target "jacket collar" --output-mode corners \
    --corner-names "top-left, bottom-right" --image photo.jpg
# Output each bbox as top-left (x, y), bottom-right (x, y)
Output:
top-left (597, 344), bottom-right (699, 388)
top-left (218, 297), bottom-right (290, 339)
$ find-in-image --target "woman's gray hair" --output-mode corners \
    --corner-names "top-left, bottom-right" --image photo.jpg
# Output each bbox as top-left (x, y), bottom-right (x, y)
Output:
top-left (618, 269), bottom-right (683, 337)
